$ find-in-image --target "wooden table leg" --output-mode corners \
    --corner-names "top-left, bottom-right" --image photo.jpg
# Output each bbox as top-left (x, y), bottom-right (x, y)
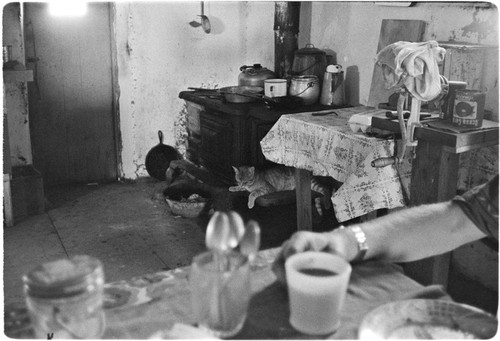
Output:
top-left (294, 168), bottom-right (312, 231)
top-left (404, 140), bottom-right (460, 288)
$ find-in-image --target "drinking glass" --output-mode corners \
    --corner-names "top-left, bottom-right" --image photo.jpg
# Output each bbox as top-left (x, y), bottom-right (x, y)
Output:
top-left (285, 251), bottom-right (351, 335)
top-left (190, 251), bottom-right (251, 338)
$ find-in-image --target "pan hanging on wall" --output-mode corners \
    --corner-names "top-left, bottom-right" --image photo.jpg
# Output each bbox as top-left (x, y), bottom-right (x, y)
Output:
top-left (145, 131), bottom-right (181, 181)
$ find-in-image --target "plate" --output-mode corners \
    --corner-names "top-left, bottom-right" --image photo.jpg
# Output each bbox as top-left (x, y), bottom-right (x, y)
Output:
top-left (358, 299), bottom-right (497, 339)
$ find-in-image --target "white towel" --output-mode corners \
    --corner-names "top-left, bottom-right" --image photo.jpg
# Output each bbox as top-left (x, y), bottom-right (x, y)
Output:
top-left (376, 41), bottom-right (446, 102)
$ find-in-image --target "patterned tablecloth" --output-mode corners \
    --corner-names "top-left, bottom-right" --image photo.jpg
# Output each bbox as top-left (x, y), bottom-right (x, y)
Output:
top-left (260, 106), bottom-right (412, 222)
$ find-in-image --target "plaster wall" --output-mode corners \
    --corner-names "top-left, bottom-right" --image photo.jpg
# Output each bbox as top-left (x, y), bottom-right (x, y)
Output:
top-left (304, 2), bottom-right (498, 109)
top-left (114, 1), bottom-right (274, 179)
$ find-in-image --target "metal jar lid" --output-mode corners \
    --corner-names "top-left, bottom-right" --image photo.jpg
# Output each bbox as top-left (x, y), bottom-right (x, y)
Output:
top-left (23, 255), bottom-right (104, 299)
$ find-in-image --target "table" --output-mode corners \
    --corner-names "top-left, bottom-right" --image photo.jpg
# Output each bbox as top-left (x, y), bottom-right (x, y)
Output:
top-left (260, 106), bottom-right (412, 229)
top-left (6, 248), bottom-right (448, 339)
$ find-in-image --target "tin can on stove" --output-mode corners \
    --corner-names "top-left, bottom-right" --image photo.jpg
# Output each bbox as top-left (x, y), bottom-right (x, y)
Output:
top-left (453, 89), bottom-right (486, 127)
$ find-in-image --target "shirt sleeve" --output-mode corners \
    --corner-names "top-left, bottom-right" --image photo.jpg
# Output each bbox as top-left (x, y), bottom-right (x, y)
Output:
top-left (452, 174), bottom-right (499, 241)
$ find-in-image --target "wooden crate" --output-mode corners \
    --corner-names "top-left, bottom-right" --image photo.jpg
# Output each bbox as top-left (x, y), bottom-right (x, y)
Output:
top-left (11, 165), bottom-right (45, 222)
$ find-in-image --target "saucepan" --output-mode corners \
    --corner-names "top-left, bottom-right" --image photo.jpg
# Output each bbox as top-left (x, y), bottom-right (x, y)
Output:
top-left (188, 86), bottom-right (264, 103)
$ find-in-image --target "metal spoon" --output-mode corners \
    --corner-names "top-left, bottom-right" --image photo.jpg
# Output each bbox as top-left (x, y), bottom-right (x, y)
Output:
top-left (205, 211), bottom-right (231, 253)
top-left (199, 1), bottom-right (211, 34)
top-left (240, 220), bottom-right (261, 263)
top-left (226, 211), bottom-right (245, 249)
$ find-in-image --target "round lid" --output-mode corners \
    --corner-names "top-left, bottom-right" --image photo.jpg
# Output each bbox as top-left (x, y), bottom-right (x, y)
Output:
top-left (23, 255), bottom-right (104, 299)
top-left (291, 75), bottom-right (319, 82)
top-left (295, 43), bottom-right (326, 56)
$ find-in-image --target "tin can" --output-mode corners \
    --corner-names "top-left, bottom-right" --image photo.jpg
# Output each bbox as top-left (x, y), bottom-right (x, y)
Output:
top-left (23, 255), bottom-right (105, 339)
top-left (440, 81), bottom-right (467, 121)
top-left (453, 89), bottom-right (486, 127)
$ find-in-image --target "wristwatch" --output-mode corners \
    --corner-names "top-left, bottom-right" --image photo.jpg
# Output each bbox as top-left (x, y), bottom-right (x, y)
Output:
top-left (339, 225), bottom-right (368, 262)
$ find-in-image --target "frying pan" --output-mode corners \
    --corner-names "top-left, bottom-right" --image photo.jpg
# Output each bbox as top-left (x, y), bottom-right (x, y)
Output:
top-left (145, 131), bottom-right (181, 181)
top-left (188, 86), bottom-right (304, 109)
top-left (188, 86), bottom-right (263, 103)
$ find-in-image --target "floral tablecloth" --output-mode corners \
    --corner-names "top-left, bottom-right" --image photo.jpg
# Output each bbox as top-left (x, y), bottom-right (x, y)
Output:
top-left (260, 106), bottom-right (412, 222)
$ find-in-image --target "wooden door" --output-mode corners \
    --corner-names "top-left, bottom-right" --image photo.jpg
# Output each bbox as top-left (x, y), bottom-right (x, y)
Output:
top-left (24, 2), bottom-right (118, 186)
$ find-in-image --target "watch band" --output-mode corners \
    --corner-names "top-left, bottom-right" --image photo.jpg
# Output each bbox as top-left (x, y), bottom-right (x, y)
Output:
top-left (339, 225), bottom-right (368, 262)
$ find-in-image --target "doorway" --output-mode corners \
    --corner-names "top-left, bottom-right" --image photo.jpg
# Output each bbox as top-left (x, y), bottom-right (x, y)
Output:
top-left (23, 2), bottom-right (118, 187)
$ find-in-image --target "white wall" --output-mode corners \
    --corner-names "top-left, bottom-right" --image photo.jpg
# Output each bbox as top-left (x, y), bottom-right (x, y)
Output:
top-left (4, 1), bottom-right (498, 180)
top-left (114, 1), bottom-right (275, 179)
top-left (303, 1), bottom-right (498, 108)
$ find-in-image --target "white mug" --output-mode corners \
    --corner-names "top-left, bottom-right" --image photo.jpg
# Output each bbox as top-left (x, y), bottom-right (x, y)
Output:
top-left (285, 251), bottom-right (351, 335)
top-left (264, 79), bottom-right (288, 98)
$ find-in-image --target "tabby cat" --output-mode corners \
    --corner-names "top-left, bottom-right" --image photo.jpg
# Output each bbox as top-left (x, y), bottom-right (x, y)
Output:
top-left (228, 165), bottom-right (332, 215)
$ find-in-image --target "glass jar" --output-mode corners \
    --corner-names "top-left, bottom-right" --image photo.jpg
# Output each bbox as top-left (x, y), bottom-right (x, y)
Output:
top-left (23, 255), bottom-right (105, 339)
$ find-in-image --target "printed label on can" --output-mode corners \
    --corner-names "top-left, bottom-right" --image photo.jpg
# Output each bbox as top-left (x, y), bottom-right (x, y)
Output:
top-left (453, 90), bottom-right (485, 127)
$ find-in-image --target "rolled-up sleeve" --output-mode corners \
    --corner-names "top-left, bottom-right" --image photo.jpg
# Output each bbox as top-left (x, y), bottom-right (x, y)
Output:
top-left (452, 175), bottom-right (499, 241)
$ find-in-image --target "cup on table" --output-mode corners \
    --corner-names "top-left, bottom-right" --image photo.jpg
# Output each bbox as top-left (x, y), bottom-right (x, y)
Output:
top-left (189, 251), bottom-right (251, 338)
top-left (264, 79), bottom-right (288, 98)
top-left (285, 251), bottom-right (351, 335)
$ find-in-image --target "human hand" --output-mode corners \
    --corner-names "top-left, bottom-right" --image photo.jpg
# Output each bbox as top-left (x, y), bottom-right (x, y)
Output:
top-left (271, 231), bottom-right (351, 286)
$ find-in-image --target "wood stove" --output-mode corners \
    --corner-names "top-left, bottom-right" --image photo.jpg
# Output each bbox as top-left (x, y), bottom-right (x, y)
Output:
top-left (179, 90), bottom-right (334, 184)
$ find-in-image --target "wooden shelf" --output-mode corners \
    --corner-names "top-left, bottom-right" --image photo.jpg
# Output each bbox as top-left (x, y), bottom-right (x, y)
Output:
top-left (3, 70), bottom-right (33, 83)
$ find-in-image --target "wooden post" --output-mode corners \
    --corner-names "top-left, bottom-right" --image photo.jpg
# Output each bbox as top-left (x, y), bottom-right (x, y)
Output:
top-left (274, 2), bottom-right (300, 79)
top-left (3, 113), bottom-right (14, 227)
top-left (294, 168), bottom-right (312, 231)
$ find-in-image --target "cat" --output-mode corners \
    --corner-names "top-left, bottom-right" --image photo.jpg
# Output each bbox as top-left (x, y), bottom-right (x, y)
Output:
top-left (228, 165), bottom-right (332, 215)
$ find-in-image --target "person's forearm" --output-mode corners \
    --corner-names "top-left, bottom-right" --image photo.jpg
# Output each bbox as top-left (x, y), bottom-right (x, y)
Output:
top-left (351, 201), bottom-right (486, 262)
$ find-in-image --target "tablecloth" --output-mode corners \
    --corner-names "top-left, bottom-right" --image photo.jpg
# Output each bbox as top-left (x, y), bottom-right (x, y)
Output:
top-left (260, 106), bottom-right (412, 222)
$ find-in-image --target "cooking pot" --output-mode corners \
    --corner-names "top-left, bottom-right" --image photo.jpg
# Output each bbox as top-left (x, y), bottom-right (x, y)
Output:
top-left (238, 64), bottom-right (276, 88)
top-left (289, 75), bottom-right (320, 105)
top-left (292, 44), bottom-right (327, 85)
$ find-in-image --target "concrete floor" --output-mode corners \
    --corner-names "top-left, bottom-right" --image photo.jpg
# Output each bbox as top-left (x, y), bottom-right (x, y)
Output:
top-left (4, 180), bottom-right (209, 307)
top-left (4, 179), bottom-right (498, 316)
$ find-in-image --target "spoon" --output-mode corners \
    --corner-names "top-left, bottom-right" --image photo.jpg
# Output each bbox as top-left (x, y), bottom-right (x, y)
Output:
top-left (205, 211), bottom-right (231, 254)
top-left (240, 220), bottom-right (261, 263)
top-left (226, 211), bottom-right (245, 249)
top-left (199, 1), bottom-right (211, 34)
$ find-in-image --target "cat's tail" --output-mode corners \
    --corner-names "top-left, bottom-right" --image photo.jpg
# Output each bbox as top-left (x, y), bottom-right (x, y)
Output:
top-left (311, 178), bottom-right (333, 216)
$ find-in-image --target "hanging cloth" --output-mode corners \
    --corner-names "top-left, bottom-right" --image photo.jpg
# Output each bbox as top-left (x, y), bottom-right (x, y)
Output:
top-left (375, 40), bottom-right (446, 102)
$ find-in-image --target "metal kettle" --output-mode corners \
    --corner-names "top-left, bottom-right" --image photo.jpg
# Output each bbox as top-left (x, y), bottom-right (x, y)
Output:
top-left (320, 65), bottom-right (345, 106)
top-left (238, 64), bottom-right (276, 88)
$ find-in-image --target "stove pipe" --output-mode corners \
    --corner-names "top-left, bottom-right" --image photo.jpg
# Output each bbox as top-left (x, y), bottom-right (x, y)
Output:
top-left (274, 2), bottom-right (300, 79)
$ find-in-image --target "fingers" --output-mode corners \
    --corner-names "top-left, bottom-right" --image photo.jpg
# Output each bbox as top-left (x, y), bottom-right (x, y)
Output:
top-left (282, 231), bottom-right (328, 259)
top-left (272, 231), bottom-right (333, 285)
top-left (271, 256), bottom-right (287, 286)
